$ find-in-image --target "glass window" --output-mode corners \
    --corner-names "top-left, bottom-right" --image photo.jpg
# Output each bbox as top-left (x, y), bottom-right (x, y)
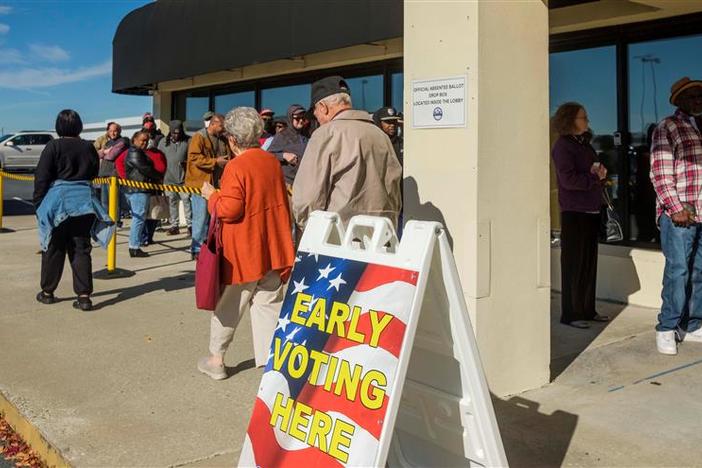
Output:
top-left (346, 74), bottom-right (383, 112)
top-left (10, 135), bottom-right (30, 146)
top-left (549, 46), bottom-right (618, 235)
top-left (626, 34), bottom-right (702, 244)
top-left (391, 72), bottom-right (403, 113)
top-left (261, 84), bottom-right (311, 117)
top-left (29, 134), bottom-right (52, 145)
top-left (214, 90), bottom-right (255, 114)
top-left (185, 93), bottom-right (209, 126)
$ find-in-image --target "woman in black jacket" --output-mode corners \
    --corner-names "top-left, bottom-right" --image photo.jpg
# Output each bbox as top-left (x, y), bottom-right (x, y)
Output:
top-left (34, 109), bottom-right (100, 311)
top-left (124, 131), bottom-right (161, 258)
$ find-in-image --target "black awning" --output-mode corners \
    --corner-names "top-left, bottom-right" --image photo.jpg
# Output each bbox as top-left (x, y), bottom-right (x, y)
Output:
top-left (112, 0), bottom-right (403, 95)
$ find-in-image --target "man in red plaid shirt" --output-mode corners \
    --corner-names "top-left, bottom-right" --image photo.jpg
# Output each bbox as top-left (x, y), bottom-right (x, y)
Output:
top-left (650, 76), bottom-right (702, 355)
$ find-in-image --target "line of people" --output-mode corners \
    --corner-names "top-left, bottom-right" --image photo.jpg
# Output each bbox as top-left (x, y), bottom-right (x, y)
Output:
top-left (32, 74), bottom-right (403, 370)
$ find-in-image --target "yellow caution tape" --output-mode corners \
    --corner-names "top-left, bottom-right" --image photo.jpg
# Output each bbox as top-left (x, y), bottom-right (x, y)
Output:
top-left (117, 179), bottom-right (201, 194)
top-left (0, 170), bottom-right (35, 181)
top-left (0, 170), bottom-right (201, 194)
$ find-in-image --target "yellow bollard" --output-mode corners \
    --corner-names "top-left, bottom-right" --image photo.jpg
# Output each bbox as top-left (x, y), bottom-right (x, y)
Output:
top-left (107, 176), bottom-right (118, 272)
top-left (0, 171), bottom-right (4, 231)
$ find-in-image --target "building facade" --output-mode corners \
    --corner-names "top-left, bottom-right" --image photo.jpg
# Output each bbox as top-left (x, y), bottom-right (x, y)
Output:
top-left (114, 0), bottom-right (702, 395)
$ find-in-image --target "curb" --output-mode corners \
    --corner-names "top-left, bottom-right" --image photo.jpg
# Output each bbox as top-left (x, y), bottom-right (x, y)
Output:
top-left (0, 390), bottom-right (70, 467)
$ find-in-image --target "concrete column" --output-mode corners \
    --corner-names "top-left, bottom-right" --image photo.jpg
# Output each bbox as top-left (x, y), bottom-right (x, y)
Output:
top-left (152, 90), bottom-right (172, 134)
top-left (404, 0), bottom-right (550, 396)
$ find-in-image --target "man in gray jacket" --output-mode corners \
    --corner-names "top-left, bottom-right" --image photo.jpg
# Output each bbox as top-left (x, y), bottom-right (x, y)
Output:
top-left (292, 76), bottom-right (402, 231)
top-left (158, 120), bottom-right (191, 236)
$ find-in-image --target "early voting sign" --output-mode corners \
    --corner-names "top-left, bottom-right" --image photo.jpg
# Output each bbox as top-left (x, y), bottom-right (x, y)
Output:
top-left (239, 212), bottom-right (507, 467)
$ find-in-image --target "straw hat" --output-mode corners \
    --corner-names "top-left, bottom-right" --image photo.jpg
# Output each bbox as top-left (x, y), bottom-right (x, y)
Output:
top-left (669, 76), bottom-right (702, 105)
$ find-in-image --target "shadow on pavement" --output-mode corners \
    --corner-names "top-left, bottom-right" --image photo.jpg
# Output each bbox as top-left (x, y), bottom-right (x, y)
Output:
top-left (2, 199), bottom-right (34, 216)
top-left (493, 394), bottom-right (578, 467)
top-left (550, 293), bottom-right (629, 380)
top-left (90, 271), bottom-right (194, 310)
top-left (225, 359), bottom-right (256, 378)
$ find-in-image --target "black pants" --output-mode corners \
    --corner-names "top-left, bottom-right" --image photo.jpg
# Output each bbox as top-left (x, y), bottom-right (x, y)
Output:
top-left (41, 215), bottom-right (94, 296)
top-left (560, 211), bottom-right (600, 323)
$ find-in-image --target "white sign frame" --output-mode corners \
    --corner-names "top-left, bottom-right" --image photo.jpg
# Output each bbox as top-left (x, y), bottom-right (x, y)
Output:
top-left (238, 211), bottom-right (506, 467)
top-left (411, 75), bottom-right (467, 129)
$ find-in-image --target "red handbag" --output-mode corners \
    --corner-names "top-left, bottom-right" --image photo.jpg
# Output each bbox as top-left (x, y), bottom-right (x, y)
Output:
top-left (195, 208), bottom-right (222, 311)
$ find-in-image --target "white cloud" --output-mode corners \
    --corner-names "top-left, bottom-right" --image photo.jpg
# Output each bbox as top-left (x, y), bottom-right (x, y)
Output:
top-left (0, 48), bottom-right (25, 64)
top-left (0, 6), bottom-right (12, 15)
top-left (0, 24), bottom-right (9, 34)
top-left (0, 60), bottom-right (111, 89)
top-left (29, 44), bottom-right (70, 62)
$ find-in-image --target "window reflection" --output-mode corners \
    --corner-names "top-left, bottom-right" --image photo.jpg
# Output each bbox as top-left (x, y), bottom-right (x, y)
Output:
top-left (185, 95), bottom-right (208, 123)
top-left (391, 72), bottom-right (403, 113)
top-left (214, 91), bottom-right (255, 114)
top-left (549, 46), bottom-right (618, 235)
top-left (346, 75), bottom-right (383, 112)
top-left (627, 34), bottom-right (702, 244)
top-left (261, 84), bottom-right (311, 117)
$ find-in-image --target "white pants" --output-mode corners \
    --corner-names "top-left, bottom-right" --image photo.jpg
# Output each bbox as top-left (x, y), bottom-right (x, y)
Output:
top-left (209, 271), bottom-right (284, 367)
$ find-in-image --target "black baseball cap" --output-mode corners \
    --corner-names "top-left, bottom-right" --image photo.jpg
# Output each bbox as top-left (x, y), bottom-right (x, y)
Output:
top-left (374, 106), bottom-right (400, 122)
top-left (310, 75), bottom-right (351, 108)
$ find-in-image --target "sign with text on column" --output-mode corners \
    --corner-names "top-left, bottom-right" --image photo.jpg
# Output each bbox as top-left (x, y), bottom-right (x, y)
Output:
top-left (240, 248), bottom-right (418, 466)
top-left (411, 75), bottom-right (467, 128)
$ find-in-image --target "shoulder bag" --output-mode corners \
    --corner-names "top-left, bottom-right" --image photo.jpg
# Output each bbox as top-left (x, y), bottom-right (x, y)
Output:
top-left (195, 207), bottom-right (222, 311)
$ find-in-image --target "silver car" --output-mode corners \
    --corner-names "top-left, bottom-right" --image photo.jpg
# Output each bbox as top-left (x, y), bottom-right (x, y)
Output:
top-left (0, 131), bottom-right (56, 171)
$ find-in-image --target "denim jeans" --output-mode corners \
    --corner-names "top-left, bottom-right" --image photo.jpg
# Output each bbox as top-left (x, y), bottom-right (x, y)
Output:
top-left (190, 194), bottom-right (209, 254)
top-left (125, 192), bottom-right (149, 249)
top-left (658, 214), bottom-right (702, 332)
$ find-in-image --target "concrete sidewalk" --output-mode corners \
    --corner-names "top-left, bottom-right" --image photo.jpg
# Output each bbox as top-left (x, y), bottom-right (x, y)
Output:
top-left (1, 214), bottom-right (700, 466)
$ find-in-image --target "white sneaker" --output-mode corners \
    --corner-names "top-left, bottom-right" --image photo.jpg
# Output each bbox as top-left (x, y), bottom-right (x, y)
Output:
top-left (677, 327), bottom-right (702, 343)
top-left (657, 331), bottom-right (677, 355)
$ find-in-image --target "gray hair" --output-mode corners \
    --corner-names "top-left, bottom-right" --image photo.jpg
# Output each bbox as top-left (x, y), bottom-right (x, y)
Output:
top-left (224, 107), bottom-right (263, 148)
top-left (320, 92), bottom-right (352, 108)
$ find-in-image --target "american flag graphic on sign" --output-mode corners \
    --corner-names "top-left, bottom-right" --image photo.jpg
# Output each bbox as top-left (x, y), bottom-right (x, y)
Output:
top-left (239, 250), bottom-right (419, 467)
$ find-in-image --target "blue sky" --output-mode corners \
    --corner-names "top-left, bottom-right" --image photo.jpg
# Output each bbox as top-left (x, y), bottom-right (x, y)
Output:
top-left (0, 0), bottom-right (152, 134)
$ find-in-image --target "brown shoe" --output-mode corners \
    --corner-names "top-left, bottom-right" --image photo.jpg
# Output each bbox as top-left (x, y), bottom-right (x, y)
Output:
top-left (166, 226), bottom-right (180, 236)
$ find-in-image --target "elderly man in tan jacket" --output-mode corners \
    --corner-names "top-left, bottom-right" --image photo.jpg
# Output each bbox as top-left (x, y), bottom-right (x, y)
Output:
top-left (292, 76), bottom-right (402, 231)
top-left (185, 113), bottom-right (230, 259)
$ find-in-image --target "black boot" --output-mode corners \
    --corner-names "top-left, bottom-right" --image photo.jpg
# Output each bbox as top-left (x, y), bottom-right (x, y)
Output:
top-left (129, 248), bottom-right (149, 258)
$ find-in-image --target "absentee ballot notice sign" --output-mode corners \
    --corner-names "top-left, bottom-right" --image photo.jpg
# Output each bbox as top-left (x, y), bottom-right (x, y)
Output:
top-left (411, 75), bottom-right (467, 128)
top-left (239, 250), bottom-right (418, 466)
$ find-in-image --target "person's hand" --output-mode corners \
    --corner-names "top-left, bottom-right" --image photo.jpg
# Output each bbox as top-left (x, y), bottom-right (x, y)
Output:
top-left (672, 210), bottom-right (693, 227)
top-left (201, 182), bottom-right (216, 200)
top-left (597, 165), bottom-right (607, 180)
top-left (216, 156), bottom-right (229, 167)
top-left (283, 152), bottom-right (298, 165)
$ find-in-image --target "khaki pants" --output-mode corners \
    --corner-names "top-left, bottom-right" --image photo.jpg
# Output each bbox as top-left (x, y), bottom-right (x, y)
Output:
top-left (209, 270), bottom-right (284, 367)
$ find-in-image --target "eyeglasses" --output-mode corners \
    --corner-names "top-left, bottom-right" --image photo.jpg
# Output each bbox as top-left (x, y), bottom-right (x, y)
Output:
top-left (292, 115), bottom-right (305, 121)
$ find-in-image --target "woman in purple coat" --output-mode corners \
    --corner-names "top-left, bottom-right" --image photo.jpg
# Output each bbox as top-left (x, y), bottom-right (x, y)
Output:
top-left (552, 102), bottom-right (610, 329)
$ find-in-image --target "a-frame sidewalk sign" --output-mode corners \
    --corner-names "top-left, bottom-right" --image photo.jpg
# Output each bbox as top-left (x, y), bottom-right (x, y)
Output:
top-left (238, 211), bottom-right (508, 467)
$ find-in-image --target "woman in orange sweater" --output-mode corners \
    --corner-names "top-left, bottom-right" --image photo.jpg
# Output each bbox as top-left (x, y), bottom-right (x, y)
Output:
top-left (198, 107), bottom-right (295, 380)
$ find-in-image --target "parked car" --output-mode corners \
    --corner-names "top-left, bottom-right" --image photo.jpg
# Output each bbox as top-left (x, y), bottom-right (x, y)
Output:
top-left (0, 131), bottom-right (57, 171)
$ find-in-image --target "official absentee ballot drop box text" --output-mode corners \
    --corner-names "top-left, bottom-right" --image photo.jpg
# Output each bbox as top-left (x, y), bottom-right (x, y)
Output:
top-left (238, 211), bottom-right (507, 467)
